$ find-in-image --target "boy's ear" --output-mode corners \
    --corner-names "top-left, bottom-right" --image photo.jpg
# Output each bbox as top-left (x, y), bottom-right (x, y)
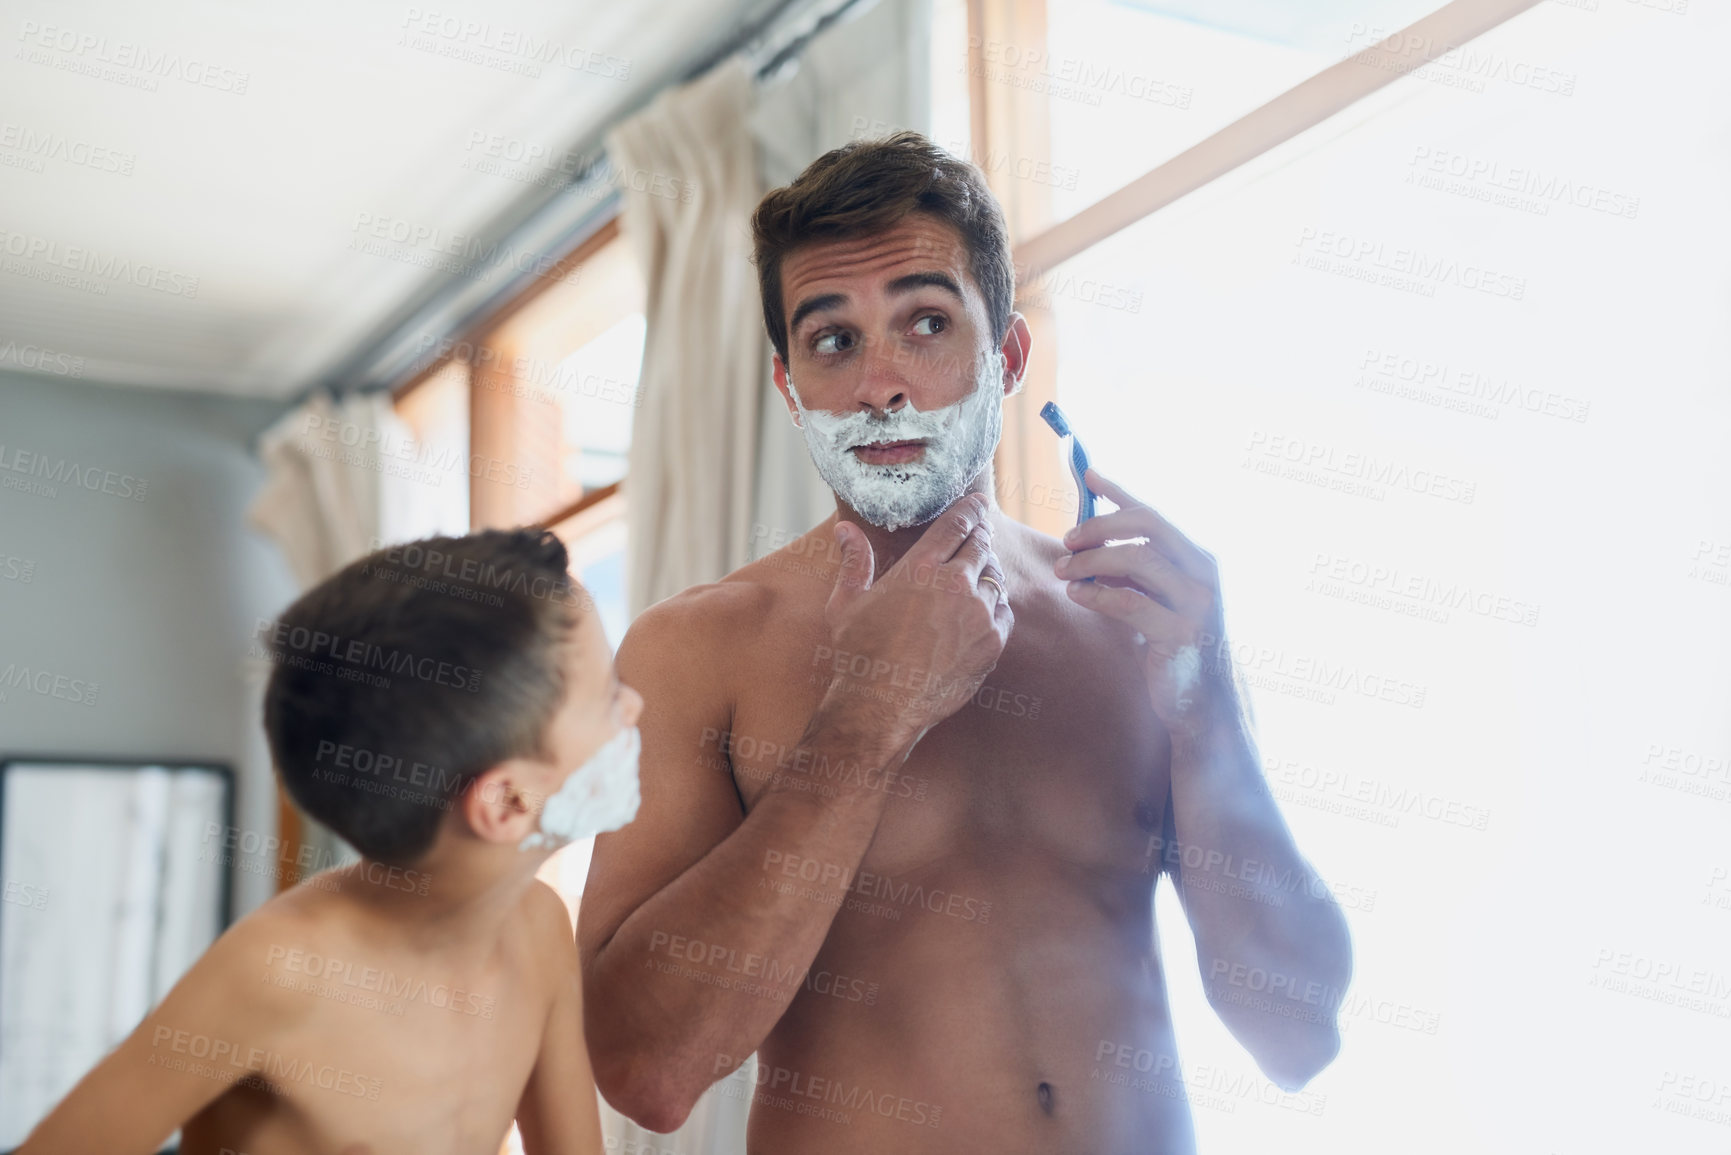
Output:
top-left (462, 760), bottom-right (545, 846)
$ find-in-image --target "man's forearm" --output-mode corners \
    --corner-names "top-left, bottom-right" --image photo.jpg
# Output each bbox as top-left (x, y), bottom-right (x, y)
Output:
top-left (1164, 699), bottom-right (1353, 1086)
top-left (586, 698), bottom-right (912, 1125)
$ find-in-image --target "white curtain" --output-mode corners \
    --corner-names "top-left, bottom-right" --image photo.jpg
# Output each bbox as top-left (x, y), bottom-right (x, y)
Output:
top-left (610, 57), bottom-right (771, 616)
top-left (247, 388), bottom-right (459, 589)
top-left (242, 388), bottom-right (465, 882)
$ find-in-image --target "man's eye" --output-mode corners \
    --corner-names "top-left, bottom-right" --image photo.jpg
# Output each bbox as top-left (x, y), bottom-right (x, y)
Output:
top-left (814, 331), bottom-right (854, 355)
top-left (912, 315), bottom-right (946, 336)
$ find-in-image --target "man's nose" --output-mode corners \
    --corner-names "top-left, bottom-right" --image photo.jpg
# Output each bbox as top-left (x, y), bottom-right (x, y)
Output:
top-left (851, 334), bottom-right (910, 415)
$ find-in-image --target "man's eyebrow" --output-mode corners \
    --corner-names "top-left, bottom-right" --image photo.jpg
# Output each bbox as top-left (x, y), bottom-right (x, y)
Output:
top-left (789, 292), bottom-right (847, 336)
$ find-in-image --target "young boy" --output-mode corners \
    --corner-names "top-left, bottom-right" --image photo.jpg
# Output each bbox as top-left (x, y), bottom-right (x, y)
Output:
top-left (19, 529), bottom-right (642, 1155)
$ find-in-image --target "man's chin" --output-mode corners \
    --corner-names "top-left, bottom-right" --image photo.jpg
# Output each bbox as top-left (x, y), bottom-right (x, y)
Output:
top-left (824, 459), bottom-right (999, 533)
top-left (842, 487), bottom-right (958, 534)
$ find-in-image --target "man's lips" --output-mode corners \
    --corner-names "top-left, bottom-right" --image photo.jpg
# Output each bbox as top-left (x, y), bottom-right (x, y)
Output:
top-left (852, 439), bottom-right (926, 466)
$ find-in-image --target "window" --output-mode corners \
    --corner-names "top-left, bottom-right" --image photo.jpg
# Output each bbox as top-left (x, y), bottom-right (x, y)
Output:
top-left (391, 357), bottom-right (472, 534)
top-left (466, 224), bottom-right (646, 529)
top-left (1039, 0), bottom-right (1441, 226)
top-left (554, 312), bottom-right (644, 495)
top-left (1026, 5), bottom-right (1722, 1152)
top-left (386, 213), bottom-right (641, 654)
top-left (550, 486), bottom-right (630, 651)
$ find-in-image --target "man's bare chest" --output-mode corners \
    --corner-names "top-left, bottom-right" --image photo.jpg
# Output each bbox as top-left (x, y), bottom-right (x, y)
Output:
top-left (723, 594), bottom-right (1173, 880)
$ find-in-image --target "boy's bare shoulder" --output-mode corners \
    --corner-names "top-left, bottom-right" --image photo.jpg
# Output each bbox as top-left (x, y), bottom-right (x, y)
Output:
top-left (500, 880), bottom-right (580, 1001)
top-left (149, 885), bottom-right (328, 1036)
top-left (210, 880), bottom-right (344, 972)
top-left (520, 877), bottom-right (576, 945)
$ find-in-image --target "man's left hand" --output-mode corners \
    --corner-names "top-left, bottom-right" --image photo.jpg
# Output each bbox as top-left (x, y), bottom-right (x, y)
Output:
top-left (1054, 467), bottom-right (1231, 734)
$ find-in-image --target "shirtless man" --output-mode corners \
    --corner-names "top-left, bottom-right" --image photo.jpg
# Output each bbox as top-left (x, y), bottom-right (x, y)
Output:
top-left (578, 131), bottom-right (1352, 1153)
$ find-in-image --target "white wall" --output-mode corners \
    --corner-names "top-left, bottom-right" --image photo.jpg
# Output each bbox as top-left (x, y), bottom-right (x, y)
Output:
top-left (0, 370), bottom-right (298, 917)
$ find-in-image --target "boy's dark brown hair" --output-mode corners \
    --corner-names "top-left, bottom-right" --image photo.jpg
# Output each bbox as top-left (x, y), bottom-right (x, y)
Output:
top-left (750, 130), bottom-right (1014, 367)
top-left (260, 529), bottom-right (585, 866)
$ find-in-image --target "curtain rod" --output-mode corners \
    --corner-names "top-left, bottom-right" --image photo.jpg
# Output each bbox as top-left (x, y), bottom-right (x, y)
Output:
top-left (752, 0), bottom-right (875, 81)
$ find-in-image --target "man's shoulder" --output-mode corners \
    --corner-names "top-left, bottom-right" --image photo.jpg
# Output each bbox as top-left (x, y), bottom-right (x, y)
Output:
top-left (997, 518), bottom-right (1147, 649)
top-left (620, 579), bottom-right (765, 667)
top-left (1009, 519), bottom-right (1070, 569)
top-left (731, 523), bottom-right (846, 592)
top-left (623, 537), bottom-right (833, 657)
top-left (1001, 518), bottom-right (1084, 602)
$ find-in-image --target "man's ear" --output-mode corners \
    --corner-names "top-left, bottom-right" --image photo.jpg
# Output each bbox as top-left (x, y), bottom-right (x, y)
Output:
top-left (771, 354), bottom-right (803, 428)
top-left (999, 313), bottom-right (1032, 398)
top-left (462, 760), bottom-right (544, 846)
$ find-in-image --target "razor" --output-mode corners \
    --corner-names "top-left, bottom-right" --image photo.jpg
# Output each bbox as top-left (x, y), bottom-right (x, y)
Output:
top-left (1039, 401), bottom-right (1098, 527)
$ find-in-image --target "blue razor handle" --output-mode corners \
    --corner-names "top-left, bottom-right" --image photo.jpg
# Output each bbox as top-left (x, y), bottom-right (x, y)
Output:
top-left (1039, 401), bottom-right (1098, 527)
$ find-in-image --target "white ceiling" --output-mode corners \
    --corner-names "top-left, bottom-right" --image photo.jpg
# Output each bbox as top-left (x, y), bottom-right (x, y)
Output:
top-left (0, 0), bottom-right (768, 399)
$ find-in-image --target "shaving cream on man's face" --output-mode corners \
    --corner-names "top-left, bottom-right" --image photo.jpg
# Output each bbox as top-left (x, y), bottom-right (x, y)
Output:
top-left (519, 726), bottom-right (642, 851)
top-left (788, 350), bottom-right (1006, 532)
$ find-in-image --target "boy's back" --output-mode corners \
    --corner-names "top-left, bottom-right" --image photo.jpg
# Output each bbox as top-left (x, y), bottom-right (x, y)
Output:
top-left (25, 865), bottom-right (595, 1155)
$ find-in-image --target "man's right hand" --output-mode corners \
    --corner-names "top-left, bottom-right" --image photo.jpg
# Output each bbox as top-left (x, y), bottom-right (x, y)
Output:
top-left (820, 493), bottom-right (1014, 748)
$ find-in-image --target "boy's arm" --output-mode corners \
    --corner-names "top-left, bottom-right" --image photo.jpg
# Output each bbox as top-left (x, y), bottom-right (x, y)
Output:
top-left (16, 915), bottom-right (302, 1155)
top-left (516, 882), bottom-right (604, 1155)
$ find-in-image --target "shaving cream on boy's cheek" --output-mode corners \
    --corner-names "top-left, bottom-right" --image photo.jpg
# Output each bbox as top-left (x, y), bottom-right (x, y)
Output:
top-left (519, 726), bottom-right (642, 851)
top-left (787, 350), bottom-right (1005, 532)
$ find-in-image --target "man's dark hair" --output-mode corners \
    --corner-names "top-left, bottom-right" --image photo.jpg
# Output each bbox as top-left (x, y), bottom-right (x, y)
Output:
top-left (260, 529), bottom-right (584, 866)
top-left (750, 130), bottom-right (1014, 367)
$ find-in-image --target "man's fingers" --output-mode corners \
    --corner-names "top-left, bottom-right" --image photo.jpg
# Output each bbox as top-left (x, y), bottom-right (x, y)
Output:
top-left (948, 520), bottom-right (997, 586)
top-left (1082, 467), bottom-right (1140, 511)
top-left (1065, 508), bottom-right (1202, 577)
top-left (1066, 484), bottom-right (1213, 583)
top-left (1064, 578), bottom-right (1169, 636)
top-left (826, 521), bottom-right (875, 615)
top-left (1059, 542), bottom-right (1207, 615)
top-left (911, 493), bottom-right (991, 566)
top-left (974, 556), bottom-right (1009, 610)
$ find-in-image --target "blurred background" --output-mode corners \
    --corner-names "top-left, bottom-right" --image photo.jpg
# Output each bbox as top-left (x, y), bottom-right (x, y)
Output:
top-left (1, 0), bottom-right (1727, 1151)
